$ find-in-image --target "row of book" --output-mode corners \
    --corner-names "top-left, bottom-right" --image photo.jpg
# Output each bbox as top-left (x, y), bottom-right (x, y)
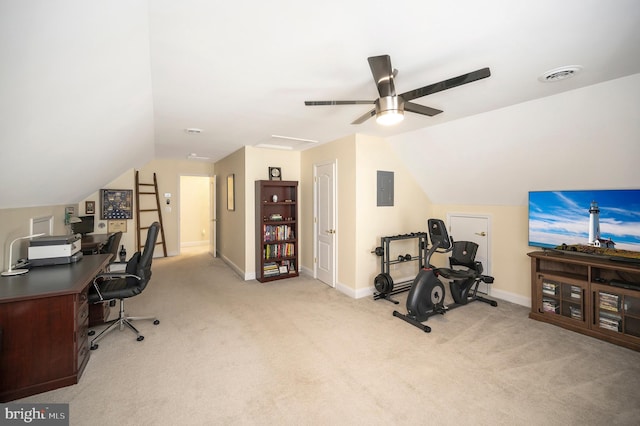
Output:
top-left (599, 292), bottom-right (621, 312)
top-left (542, 298), bottom-right (559, 314)
top-left (263, 262), bottom-right (281, 278)
top-left (599, 311), bottom-right (622, 332)
top-left (542, 281), bottom-right (558, 296)
top-left (569, 285), bottom-right (581, 300)
top-left (262, 260), bottom-right (297, 278)
top-left (263, 225), bottom-right (295, 242)
top-left (264, 243), bottom-right (295, 259)
top-left (569, 305), bottom-right (582, 320)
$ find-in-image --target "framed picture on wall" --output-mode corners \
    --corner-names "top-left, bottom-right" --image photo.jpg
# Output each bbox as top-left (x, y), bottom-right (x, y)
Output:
top-left (227, 174), bottom-right (235, 211)
top-left (101, 189), bottom-right (133, 220)
top-left (107, 220), bottom-right (127, 233)
top-left (85, 201), bottom-right (95, 215)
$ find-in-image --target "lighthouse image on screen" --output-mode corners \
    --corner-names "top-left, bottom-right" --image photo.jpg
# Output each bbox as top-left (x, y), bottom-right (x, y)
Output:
top-left (528, 189), bottom-right (640, 259)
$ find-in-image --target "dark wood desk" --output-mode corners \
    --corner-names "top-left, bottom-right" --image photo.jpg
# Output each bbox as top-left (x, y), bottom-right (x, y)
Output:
top-left (0, 254), bottom-right (111, 402)
top-left (81, 233), bottom-right (111, 255)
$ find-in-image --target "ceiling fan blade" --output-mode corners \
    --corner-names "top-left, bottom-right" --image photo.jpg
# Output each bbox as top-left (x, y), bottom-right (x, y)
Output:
top-left (351, 108), bottom-right (376, 125)
top-left (305, 100), bottom-right (375, 106)
top-left (400, 67), bottom-right (491, 101)
top-left (404, 101), bottom-right (443, 117)
top-left (368, 55), bottom-right (396, 98)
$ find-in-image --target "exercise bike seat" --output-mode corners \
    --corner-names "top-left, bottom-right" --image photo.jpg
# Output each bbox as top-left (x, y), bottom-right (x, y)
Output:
top-left (435, 241), bottom-right (483, 279)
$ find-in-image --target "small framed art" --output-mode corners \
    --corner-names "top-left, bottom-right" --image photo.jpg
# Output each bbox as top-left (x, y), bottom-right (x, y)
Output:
top-left (85, 201), bottom-right (95, 214)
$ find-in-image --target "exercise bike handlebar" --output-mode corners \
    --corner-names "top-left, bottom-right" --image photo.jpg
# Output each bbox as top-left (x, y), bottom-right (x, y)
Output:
top-left (424, 236), bottom-right (454, 268)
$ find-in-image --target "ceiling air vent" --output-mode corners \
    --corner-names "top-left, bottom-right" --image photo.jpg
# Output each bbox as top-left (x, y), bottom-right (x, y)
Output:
top-left (538, 66), bottom-right (583, 83)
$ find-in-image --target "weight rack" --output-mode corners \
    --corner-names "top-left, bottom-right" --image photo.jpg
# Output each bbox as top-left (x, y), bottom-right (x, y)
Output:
top-left (372, 232), bottom-right (428, 304)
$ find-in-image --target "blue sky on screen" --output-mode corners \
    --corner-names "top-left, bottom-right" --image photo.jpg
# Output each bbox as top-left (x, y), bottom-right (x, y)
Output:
top-left (529, 190), bottom-right (640, 251)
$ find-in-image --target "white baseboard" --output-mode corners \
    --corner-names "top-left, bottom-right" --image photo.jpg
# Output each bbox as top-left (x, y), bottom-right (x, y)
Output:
top-left (219, 254), bottom-right (253, 280)
top-left (180, 240), bottom-right (208, 248)
top-left (343, 282), bottom-right (531, 307)
top-left (490, 288), bottom-right (531, 307)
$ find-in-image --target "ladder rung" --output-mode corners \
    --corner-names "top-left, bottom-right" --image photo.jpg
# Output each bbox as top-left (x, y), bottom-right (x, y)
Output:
top-left (138, 241), bottom-right (163, 249)
top-left (135, 171), bottom-right (167, 258)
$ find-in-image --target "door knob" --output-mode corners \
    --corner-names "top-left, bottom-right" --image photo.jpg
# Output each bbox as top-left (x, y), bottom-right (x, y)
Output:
top-left (326, 229), bottom-right (335, 234)
top-left (475, 232), bottom-right (487, 236)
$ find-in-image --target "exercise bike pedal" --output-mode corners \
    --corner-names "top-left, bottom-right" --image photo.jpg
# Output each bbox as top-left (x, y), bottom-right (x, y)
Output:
top-left (434, 304), bottom-right (448, 315)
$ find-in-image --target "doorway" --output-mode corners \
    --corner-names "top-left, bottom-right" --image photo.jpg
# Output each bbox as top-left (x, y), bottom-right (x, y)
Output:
top-left (447, 213), bottom-right (491, 293)
top-left (314, 161), bottom-right (337, 287)
top-left (179, 175), bottom-right (215, 256)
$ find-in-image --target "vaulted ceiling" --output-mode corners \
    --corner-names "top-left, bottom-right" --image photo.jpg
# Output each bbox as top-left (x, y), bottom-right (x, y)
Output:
top-left (1, 1), bottom-right (639, 208)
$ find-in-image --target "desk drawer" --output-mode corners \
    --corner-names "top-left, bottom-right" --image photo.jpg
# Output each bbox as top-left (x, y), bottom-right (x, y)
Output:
top-left (77, 301), bottom-right (89, 324)
top-left (76, 291), bottom-right (89, 354)
top-left (76, 340), bottom-right (90, 375)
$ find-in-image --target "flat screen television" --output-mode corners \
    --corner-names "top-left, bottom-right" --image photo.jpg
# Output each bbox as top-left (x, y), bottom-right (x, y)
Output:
top-left (528, 189), bottom-right (640, 262)
top-left (71, 215), bottom-right (95, 235)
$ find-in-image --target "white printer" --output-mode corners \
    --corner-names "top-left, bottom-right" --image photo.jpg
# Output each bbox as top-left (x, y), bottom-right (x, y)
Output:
top-left (28, 234), bottom-right (83, 266)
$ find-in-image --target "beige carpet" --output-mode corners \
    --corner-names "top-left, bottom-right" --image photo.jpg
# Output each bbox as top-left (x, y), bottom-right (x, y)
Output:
top-left (19, 250), bottom-right (640, 425)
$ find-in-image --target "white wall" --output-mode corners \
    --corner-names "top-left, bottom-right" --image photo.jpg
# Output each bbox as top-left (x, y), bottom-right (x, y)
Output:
top-left (390, 74), bottom-right (640, 305)
top-left (0, 1), bottom-right (155, 209)
top-left (392, 73), bottom-right (640, 206)
top-left (180, 176), bottom-right (210, 247)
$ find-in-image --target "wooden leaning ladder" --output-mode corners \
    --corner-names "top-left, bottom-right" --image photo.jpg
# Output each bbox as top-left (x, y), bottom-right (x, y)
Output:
top-left (135, 171), bottom-right (168, 257)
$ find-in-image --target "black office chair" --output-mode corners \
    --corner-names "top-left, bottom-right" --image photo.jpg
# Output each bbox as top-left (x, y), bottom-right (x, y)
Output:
top-left (99, 231), bottom-right (122, 262)
top-left (88, 222), bottom-right (160, 350)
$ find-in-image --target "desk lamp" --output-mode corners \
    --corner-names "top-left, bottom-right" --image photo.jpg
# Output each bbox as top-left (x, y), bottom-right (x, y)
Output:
top-left (2, 233), bottom-right (45, 276)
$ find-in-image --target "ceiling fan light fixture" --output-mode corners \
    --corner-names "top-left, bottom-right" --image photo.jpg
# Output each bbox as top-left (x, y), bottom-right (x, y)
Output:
top-left (376, 109), bottom-right (404, 126)
top-left (375, 96), bottom-right (404, 126)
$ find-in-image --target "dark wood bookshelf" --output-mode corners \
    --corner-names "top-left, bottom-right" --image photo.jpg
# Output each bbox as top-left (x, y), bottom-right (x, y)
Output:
top-left (255, 180), bottom-right (299, 282)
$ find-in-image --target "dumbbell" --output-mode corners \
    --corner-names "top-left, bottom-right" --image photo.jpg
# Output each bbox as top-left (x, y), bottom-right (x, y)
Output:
top-left (371, 246), bottom-right (384, 256)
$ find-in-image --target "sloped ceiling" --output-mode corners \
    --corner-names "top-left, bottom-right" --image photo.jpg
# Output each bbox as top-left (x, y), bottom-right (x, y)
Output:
top-left (1, 0), bottom-right (639, 209)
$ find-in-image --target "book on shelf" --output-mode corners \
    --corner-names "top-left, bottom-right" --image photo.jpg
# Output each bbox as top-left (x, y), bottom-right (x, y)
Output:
top-left (570, 285), bottom-right (581, 299)
top-left (542, 281), bottom-right (558, 296)
top-left (542, 298), bottom-right (559, 314)
top-left (263, 261), bottom-right (280, 277)
top-left (599, 316), bottom-right (622, 332)
top-left (569, 305), bottom-right (582, 320)
top-left (264, 243), bottom-right (295, 259)
top-left (263, 224), bottom-right (295, 242)
top-left (599, 292), bottom-right (620, 312)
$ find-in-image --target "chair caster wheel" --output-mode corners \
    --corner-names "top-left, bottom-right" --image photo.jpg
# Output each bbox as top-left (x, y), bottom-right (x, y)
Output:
top-left (90, 344), bottom-right (99, 350)
top-left (490, 301), bottom-right (498, 307)
top-left (88, 330), bottom-right (95, 336)
top-left (153, 319), bottom-right (160, 325)
top-left (137, 336), bottom-right (144, 342)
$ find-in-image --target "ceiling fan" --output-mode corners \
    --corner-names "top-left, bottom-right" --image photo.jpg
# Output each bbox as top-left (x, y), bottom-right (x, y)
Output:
top-left (305, 55), bottom-right (490, 125)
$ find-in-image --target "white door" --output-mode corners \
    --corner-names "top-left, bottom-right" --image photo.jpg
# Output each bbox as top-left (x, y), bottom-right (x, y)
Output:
top-left (210, 176), bottom-right (217, 257)
top-left (447, 214), bottom-right (491, 293)
top-left (315, 161), bottom-right (336, 287)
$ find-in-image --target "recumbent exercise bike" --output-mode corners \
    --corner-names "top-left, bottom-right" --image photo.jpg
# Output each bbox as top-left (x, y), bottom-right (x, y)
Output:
top-left (393, 218), bottom-right (497, 332)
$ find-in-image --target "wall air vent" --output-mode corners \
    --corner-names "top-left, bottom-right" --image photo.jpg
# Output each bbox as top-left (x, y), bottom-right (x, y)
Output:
top-left (538, 66), bottom-right (583, 83)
